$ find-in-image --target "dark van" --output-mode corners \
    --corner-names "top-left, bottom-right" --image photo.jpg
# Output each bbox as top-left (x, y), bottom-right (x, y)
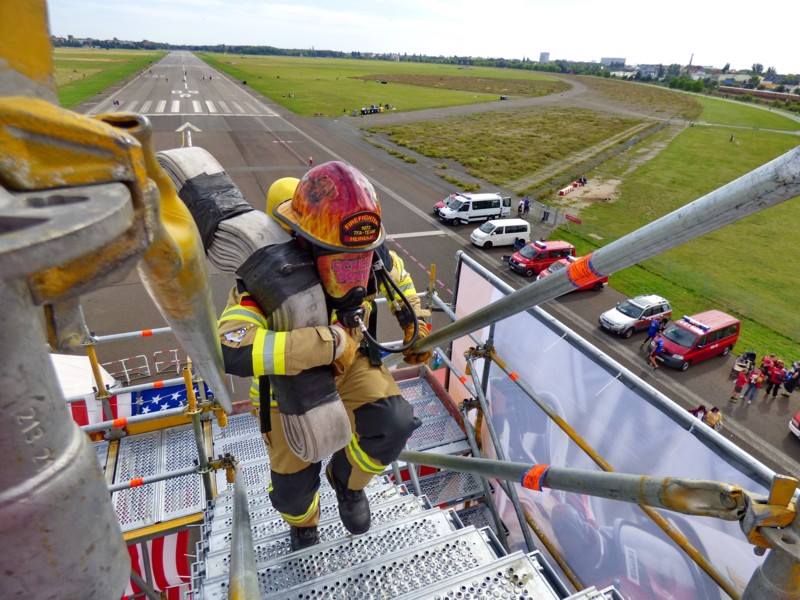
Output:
top-left (653, 311), bottom-right (740, 371)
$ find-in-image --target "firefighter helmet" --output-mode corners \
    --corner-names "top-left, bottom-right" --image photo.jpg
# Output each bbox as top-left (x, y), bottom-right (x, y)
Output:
top-left (266, 177), bottom-right (299, 231)
top-left (274, 161), bottom-right (384, 253)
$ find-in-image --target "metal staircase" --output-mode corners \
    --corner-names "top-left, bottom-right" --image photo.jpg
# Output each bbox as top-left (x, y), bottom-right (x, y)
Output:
top-left (189, 373), bottom-right (621, 599)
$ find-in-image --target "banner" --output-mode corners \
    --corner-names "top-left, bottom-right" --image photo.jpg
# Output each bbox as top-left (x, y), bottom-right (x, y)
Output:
top-left (449, 254), bottom-right (766, 599)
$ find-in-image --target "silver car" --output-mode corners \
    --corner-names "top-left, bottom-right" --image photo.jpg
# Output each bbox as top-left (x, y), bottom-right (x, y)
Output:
top-left (599, 294), bottom-right (672, 338)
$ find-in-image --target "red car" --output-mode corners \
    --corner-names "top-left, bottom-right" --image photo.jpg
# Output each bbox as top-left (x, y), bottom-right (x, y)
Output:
top-left (536, 255), bottom-right (608, 290)
top-left (652, 311), bottom-right (740, 371)
top-left (508, 240), bottom-right (576, 277)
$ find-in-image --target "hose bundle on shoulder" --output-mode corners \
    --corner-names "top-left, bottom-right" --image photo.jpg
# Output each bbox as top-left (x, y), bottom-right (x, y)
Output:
top-left (157, 147), bottom-right (351, 463)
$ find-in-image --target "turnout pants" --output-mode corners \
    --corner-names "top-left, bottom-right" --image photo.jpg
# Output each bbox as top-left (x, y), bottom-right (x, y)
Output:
top-left (263, 354), bottom-right (420, 528)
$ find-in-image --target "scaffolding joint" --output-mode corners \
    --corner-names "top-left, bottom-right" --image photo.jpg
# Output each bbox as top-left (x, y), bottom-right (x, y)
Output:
top-left (740, 475), bottom-right (799, 554)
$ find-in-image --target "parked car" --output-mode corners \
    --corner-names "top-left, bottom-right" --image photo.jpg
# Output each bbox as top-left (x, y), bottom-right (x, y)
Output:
top-left (536, 255), bottom-right (608, 291)
top-left (470, 218), bottom-right (531, 248)
top-left (789, 410), bottom-right (800, 440)
top-left (599, 294), bottom-right (672, 338)
top-left (436, 192), bottom-right (511, 224)
top-left (652, 311), bottom-right (740, 371)
top-left (508, 240), bottom-right (575, 277)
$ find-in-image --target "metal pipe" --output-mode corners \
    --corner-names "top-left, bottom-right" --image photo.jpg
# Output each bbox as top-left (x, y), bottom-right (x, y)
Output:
top-left (184, 365), bottom-right (213, 502)
top-left (81, 406), bottom-right (186, 433)
top-left (460, 403), bottom-right (509, 550)
top-left (743, 517), bottom-right (800, 599)
top-left (129, 568), bottom-right (161, 600)
top-left (228, 466), bottom-right (260, 600)
top-left (0, 278), bottom-right (129, 597)
top-left (466, 355), bottom-right (537, 552)
top-left (415, 146), bottom-right (800, 354)
top-left (108, 465), bottom-right (198, 493)
top-left (391, 461), bottom-right (404, 487)
top-left (92, 326), bottom-right (172, 344)
top-left (398, 452), bottom-right (748, 520)
top-left (406, 461), bottom-right (423, 497)
top-left (86, 343), bottom-right (113, 421)
top-left (66, 376), bottom-right (185, 403)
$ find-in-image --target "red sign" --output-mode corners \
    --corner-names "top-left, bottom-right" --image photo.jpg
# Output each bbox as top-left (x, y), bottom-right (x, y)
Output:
top-left (565, 214), bottom-right (582, 224)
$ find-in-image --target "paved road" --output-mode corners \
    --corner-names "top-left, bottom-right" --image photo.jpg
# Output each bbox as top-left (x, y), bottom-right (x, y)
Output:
top-left (79, 51), bottom-right (800, 475)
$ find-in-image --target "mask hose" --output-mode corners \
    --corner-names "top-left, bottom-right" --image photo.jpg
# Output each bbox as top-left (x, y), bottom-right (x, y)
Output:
top-left (354, 263), bottom-right (419, 353)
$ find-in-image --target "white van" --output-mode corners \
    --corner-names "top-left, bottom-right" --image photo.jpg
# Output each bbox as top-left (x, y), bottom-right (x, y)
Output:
top-left (437, 193), bottom-right (511, 224)
top-left (470, 218), bottom-right (531, 248)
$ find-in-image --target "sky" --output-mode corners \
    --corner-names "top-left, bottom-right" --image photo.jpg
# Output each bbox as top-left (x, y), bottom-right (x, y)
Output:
top-left (49, 0), bottom-right (800, 73)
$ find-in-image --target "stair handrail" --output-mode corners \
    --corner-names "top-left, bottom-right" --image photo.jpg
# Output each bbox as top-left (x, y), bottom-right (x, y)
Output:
top-left (228, 463), bottom-right (260, 600)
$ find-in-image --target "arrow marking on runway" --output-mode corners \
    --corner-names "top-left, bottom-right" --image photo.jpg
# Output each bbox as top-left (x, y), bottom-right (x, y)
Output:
top-left (175, 122), bottom-right (202, 133)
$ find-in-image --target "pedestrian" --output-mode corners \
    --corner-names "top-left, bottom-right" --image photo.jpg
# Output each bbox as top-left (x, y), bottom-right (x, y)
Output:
top-left (517, 199), bottom-right (524, 217)
top-left (523, 197), bottom-right (530, 216)
top-left (308, 156), bottom-right (314, 167)
top-left (760, 353), bottom-right (776, 375)
top-left (658, 316), bottom-right (669, 333)
top-left (765, 360), bottom-right (786, 398)
top-left (731, 369), bottom-right (747, 401)
top-left (741, 369), bottom-right (764, 403)
top-left (689, 404), bottom-right (707, 420)
top-left (641, 318), bottom-right (660, 349)
top-left (783, 363), bottom-right (800, 397)
top-left (648, 338), bottom-right (664, 369)
top-left (703, 407), bottom-right (722, 430)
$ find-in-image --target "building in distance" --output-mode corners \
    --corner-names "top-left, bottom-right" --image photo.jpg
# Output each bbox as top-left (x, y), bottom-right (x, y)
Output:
top-left (601, 57), bottom-right (626, 67)
top-left (539, 52), bottom-right (550, 63)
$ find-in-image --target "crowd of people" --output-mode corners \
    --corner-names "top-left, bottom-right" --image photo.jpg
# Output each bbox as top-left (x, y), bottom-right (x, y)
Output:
top-left (731, 354), bottom-right (800, 404)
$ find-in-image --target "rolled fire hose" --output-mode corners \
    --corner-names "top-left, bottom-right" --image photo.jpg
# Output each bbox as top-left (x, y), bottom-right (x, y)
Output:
top-left (157, 147), bottom-right (351, 463)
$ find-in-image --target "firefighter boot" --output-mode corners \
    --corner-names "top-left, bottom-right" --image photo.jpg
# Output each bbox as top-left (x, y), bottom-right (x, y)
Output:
top-left (290, 526), bottom-right (320, 552)
top-left (325, 465), bottom-right (371, 534)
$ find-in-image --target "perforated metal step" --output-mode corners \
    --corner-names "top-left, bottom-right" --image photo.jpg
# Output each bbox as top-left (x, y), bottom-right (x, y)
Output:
top-left (211, 411), bottom-right (261, 442)
top-left (417, 468), bottom-right (484, 506)
top-left (271, 527), bottom-right (503, 600)
top-left (207, 482), bottom-right (403, 534)
top-left (407, 414), bottom-right (466, 451)
top-left (457, 503), bottom-right (504, 538)
top-left (398, 376), bottom-right (450, 420)
top-left (197, 508), bottom-right (461, 597)
top-left (203, 495), bottom-right (433, 571)
top-left (398, 551), bottom-right (562, 600)
top-left (110, 425), bottom-right (205, 532)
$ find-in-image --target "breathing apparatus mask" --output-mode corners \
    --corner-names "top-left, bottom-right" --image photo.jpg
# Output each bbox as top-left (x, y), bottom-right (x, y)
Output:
top-left (314, 247), bottom-right (373, 328)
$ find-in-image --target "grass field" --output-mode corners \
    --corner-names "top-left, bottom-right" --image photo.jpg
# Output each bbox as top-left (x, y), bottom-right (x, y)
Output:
top-left (354, 73), bottom-right (569, 97)
top-left (55, 48), bottom-right (164, 108)
top-left (574, 76), bottom-right (702, 120)
top-left (197, 53), bottom-right (567, 116)
top-left (558, 126), bottom-right (800, 357)
top-left (370, 107), bottom-right (641, 185)
top-left (695, 95), bottom-right (800, 130)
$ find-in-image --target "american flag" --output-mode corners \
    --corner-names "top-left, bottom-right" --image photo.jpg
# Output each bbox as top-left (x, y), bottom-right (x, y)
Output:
top-left (70, 382), bottom-right (214, 426)
top-left (124, 530), bottom-right (191, 599)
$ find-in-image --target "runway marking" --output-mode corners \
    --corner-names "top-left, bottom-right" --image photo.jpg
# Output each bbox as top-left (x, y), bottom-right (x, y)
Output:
top-left (155, 100), bottom-right (166, 113)
top-left (140, 100), bottom-right (152, 113)
top-left (192, 100), bottom-right (202, 113)
top-left (170, 100), bottom-right (180, 113)
top-left (218, 100), bottom-right (230, 113)
top-left (205, 100), bottom-right (217, 113)
top-left (123, 100), bottom-right (138, 112)
top-left (386, 231), bottom-right (446, 240)
top-left (245, 102), bottom-right (259, 114)
top-left (231, 101), bottom-right (244, 113)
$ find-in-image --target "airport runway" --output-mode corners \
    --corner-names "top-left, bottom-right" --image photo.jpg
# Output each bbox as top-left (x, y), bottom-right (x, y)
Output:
top-left (78, 51), bottom-right (800, 474)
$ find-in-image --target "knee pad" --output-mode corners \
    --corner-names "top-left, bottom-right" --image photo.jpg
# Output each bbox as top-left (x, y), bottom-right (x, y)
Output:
top-left (353, 395), bottom-right (421, 464)
top-left (268, 462), bottom-right (321, 515)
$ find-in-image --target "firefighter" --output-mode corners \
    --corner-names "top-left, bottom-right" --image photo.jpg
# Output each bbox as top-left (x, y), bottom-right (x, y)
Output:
top-left (218, 162), bottom-right (430, 551)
